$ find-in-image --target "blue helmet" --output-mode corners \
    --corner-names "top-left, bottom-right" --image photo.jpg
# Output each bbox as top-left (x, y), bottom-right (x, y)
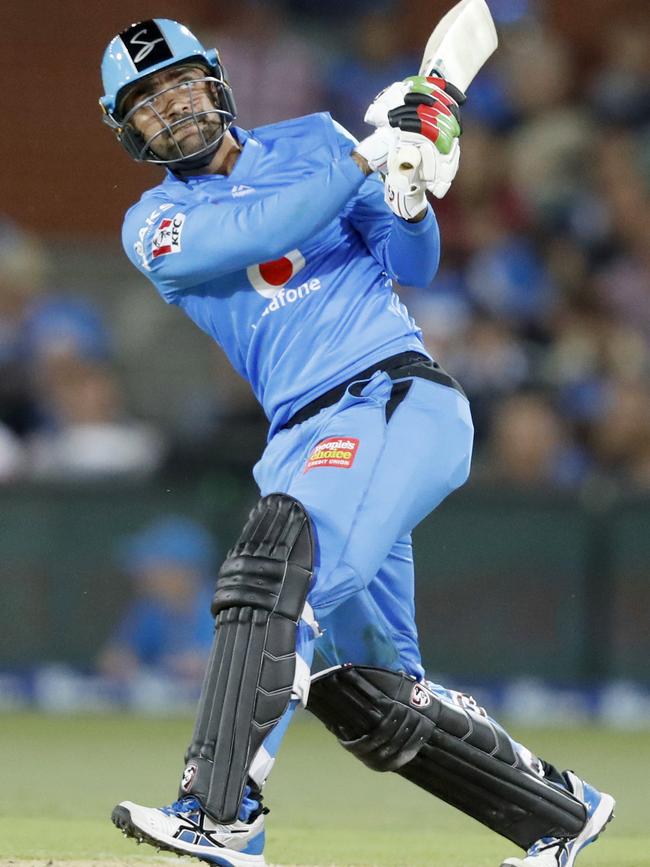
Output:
top-left (100, 19), bottom-right (237, 168)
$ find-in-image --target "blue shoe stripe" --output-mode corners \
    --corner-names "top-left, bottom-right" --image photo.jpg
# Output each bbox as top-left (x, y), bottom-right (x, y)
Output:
top-left (242, 830), bottom-right (265, 855)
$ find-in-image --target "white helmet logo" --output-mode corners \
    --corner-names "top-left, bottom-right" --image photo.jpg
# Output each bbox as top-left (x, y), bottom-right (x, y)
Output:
top-left (247, 249), bottom-right (306, 299)
top-left (129, 29), bottom-right (166, 64)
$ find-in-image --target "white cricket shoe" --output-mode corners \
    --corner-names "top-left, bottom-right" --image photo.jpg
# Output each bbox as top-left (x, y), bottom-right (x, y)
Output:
top-left (500, 772), bottom-right (615, 867)
top-left (112, 795), bottom-right (266, 866)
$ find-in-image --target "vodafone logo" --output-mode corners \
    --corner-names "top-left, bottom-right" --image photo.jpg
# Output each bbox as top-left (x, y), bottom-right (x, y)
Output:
top-left (247, 249), bottom-right (306, 299)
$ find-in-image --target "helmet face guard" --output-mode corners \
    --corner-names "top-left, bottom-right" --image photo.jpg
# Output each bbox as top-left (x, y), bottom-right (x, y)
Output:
top-left (100, 19), bottom-right (237, 169)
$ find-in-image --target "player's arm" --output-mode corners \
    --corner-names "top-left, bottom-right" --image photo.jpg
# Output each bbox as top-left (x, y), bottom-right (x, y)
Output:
top-left (123, 156), bottom-right (369, 295)
top-left (344, 174), bottom-right (441, 288)
top-left (331, 118), bottom-right (441, 288)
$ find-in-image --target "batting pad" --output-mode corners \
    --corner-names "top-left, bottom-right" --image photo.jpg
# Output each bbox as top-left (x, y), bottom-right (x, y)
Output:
top-left (308, 665), bottom-right (587, 849)
top-left (181, 494), bottom-right (313, 823)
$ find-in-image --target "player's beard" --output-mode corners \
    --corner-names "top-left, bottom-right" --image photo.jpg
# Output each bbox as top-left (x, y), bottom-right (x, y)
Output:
top-left (150, 114), bottom-right (223, 161)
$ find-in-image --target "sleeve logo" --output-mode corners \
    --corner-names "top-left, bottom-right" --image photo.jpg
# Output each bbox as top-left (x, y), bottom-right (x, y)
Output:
top-left (152, 212), bottom-right (186, 259)
top-left (304, 437), bottom-right (359, 472)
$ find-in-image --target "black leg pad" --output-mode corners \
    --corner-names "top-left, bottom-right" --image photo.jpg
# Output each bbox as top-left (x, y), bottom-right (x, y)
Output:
top-left (307, 665), bottom-right (587, 850)
top-left (180, 494), bottom-right (313, 823)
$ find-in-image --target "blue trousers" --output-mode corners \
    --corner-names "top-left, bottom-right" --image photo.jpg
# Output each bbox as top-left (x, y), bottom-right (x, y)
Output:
top-left (253, 370), bottom-right (474, 678)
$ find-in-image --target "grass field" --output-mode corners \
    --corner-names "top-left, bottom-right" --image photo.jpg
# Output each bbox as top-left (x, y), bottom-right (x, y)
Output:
top-left (1, 712), bottom-right (648, 867)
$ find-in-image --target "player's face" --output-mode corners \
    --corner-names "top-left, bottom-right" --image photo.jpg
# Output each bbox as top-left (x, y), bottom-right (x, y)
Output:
top-left (123, 65), bottom-right (223, 161)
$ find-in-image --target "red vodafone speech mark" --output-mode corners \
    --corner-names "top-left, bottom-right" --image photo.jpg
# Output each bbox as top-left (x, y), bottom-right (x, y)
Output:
top-left (259, 257), bottom-right (294, 286)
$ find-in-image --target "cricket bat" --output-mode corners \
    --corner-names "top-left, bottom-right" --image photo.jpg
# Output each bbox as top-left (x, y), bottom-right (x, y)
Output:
top-left (397, 0), bottom-right (498, 171)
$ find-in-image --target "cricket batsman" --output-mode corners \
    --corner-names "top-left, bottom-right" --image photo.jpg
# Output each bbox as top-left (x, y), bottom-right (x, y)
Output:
top-left (100, 18), bottom-right (614, 867)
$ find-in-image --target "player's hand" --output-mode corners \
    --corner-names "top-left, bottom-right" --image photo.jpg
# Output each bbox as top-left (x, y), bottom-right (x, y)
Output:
top-left (354, 125), bottom-right (399, 174)
top-left (364, 80), bottom-right (412, 128)
top-left (388, 75), bottom-right (465, 156)
top-left (391, 131), bottom-right (461, 199)
top-left (365, 75), bottom-right (465, 149)
top-left (384, 147), bottom-right (429, 221)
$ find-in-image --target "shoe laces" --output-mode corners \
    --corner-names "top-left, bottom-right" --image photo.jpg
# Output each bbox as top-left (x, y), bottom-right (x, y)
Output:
top-left (162, 796), bottom-right (203, 815)
top-left (528, 836), bottom-right (570, 857)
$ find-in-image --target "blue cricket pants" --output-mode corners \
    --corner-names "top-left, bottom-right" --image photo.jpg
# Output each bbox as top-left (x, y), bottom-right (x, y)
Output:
top-left (253, 369), bottom-right (474, 678)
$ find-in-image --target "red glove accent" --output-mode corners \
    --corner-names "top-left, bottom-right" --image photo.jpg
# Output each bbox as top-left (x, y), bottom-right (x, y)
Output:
top-left (416, 105), bottom-right (443, 143)
top-left (425, 77), bottom-right (457, 110)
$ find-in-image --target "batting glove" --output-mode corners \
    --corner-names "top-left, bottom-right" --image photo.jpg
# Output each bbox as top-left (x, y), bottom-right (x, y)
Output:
top-left (392, 130), bottom-right (461, 199)
top-left (384, 148), bottom-right (428, 220)
top-left (354, 125), bottom-right (399, 173)
top-left (388, 75), bottom-right (466, 155)
top-left (364, 80), bottom-right (412, 128)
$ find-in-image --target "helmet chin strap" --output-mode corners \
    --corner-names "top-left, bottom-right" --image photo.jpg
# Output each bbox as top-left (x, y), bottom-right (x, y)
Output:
top-left (168, 119), bottom-right (239, 177)
top-left (167, 137), bottom-right (223, 174)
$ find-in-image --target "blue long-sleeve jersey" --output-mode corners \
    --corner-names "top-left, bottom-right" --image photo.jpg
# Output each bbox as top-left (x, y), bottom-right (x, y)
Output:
top-left (122, 113), bottom-right (441, 434)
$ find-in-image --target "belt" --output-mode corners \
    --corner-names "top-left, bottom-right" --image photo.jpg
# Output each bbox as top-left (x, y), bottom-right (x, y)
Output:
top-left (282, 351), bottom-right (465, 431)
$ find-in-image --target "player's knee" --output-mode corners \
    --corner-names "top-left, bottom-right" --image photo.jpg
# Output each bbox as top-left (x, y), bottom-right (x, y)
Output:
top-left (211, 492), bottom-right (314, 618)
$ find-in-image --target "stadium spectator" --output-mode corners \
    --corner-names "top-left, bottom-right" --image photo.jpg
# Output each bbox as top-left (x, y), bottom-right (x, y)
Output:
top-left (481, 392), bottom-right (588, 488)
top-left (26, 356), bottom-right (165, 479)
top-left (589, 379), bottom-right (650, 490)
top-left (19, 298), bottom-right (165, 479)
top-left (98, 516), bottom-right (217, 683)
top-left (206, 1), bottom-right (324, 130)
top-left (0, 421), bottom-right (25, 481)
top-left (0, 218), bottom-right (50, 438)
top-left (324, 6), bottom-right (416, 138)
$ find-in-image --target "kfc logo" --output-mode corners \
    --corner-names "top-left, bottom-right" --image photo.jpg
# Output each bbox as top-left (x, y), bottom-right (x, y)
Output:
top-left (152, 212), bottom-right (186, 259)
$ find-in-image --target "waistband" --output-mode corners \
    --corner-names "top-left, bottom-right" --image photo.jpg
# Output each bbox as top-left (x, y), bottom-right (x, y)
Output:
top-left (281, 351), bottom-right (465, 431)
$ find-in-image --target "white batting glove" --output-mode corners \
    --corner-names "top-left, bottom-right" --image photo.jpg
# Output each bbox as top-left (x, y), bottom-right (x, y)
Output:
top-left (393, 131), bottom-right (461, 199)
top-left (354, 125), bottom-right (399, 173)
top-left (384, 147), bottom-right (428, 220)
top-left (364, 81), bottom-right (411, 128)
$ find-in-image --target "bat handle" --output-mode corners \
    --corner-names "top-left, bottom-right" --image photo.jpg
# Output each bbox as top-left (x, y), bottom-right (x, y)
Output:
top-left (396, 144), bottom-right (421, 174)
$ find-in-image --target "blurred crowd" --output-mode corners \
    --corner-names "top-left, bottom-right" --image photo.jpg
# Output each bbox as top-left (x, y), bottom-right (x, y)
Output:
top-left (1, 0), bottom-right (649, 492)
top-left (98, 515), bottom-right (216, 684)
top-left (0, 220), bottom-right (165, 481)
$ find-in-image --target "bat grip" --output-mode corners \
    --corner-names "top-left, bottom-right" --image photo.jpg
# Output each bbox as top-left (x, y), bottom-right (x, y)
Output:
top-left (396, 144), bottom-right (421, 174)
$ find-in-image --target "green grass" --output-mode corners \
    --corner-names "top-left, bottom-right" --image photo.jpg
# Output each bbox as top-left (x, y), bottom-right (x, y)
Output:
top-left (0, 712), bottom-right (648, 866)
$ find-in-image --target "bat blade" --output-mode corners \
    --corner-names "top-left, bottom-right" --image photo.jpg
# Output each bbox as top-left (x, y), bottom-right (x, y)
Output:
top-left (419, 0), bottom-right (498, 91)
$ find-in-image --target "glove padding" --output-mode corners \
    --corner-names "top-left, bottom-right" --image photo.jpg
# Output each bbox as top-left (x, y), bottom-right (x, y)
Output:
top-left (384, 149), bottom-right (428, 221)
top-left (364, 80), bottom-right (411, 128)
top-left (386, 131), bottom-right (461, 205)
top-left (354, 125), bottom-right (398, 173)
top-left (366, 75), bottom-right (465, 156)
